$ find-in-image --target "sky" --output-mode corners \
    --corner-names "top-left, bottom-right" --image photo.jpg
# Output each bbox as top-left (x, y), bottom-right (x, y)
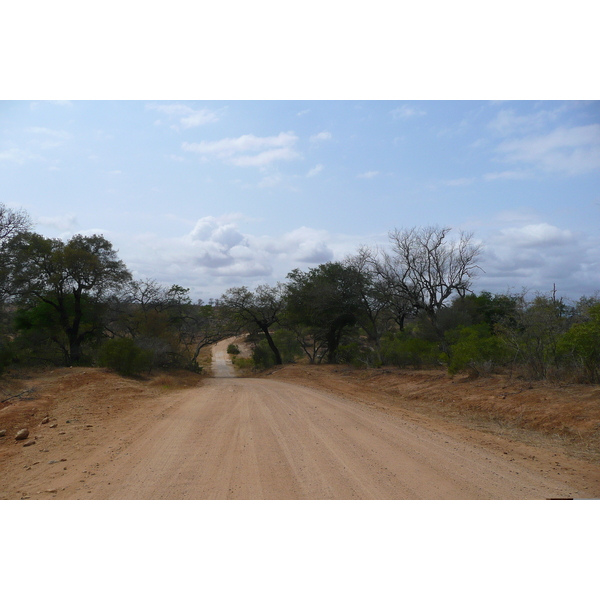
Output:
top-left (1, 100), bottom-right (598, 302)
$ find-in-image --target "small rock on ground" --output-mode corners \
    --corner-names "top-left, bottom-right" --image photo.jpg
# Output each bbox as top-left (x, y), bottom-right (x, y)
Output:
top-left (15, 429), bottom-right (29, 440)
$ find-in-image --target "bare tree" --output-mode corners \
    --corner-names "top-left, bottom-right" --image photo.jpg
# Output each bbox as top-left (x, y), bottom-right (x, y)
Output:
top-left (370, 226), bottom-right (482, 332)
top-left (0, 205), bottom-right (31, 245)
top-left (0, 204), bottom-right (32, 300)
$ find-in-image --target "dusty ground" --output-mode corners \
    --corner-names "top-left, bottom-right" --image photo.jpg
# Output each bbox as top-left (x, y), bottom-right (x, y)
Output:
top-left (1, 339), bottom-right (598, 499)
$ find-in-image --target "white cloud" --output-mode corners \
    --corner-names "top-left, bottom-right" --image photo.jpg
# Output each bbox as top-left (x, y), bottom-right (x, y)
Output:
top-left (483, 170), bottom-right (530, 181)
top-left (488, 107), bottom-right (564, 136)
top-left (391, 105), bottom-right (426, 120)
top-left (297, 109), bottom-right (310, 116)
top-left (477, 223), bottom-right (599, 297)
top-left (230, 147), bottom-right (299, 167)
top-left (494, 124), bottom-right (600, 175)
top-left (36, 213), bottom-right (78, 232)
top-left (26, 127), bottom-right (71, 139)
top-left (310, 131), bottom-right (332, 143)
top-left (257, 174), bottom-right (282, 188)
top-left (357, 171), bottom-right (379, 179)
top-left (180, 109), bottom-right (220, 129)
top-left (445, 177), bottom-right (475, 186)
top-left (498, 223), bottom-right (573, 248)
top-left (182, 132), bottom-right (300, 167)
top-left (147, 103), bottom-right (220, 129)
top-left (307, 164), bottom-right (323, 177)
top-left (113, 216), bottom-right (339, 298)
top-left (257, 226), bottom-right (334, 263)
top-left (0, 148), bottom-right (44, 164)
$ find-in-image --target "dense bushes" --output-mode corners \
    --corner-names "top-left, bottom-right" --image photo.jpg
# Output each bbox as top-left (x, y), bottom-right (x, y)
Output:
top-left (557, 304), bottom-right (600, 383)
top-left (380, 332), bottom-right (439, 368)
top-left (97, 338), bottom-right (153, 376)
top-left (442, 324), bottom-right (509, 376)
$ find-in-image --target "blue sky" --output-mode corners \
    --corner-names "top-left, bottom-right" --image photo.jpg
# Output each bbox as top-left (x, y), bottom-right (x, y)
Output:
top-left (1, 100), bottom-right (599, 301)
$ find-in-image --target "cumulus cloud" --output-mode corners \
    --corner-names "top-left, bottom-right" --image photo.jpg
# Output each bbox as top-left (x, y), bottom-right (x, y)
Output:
top-left (36, 213), bottom-right (78, 232)
top-left (257, 174), bottom-right (282, 188)
top-left (257, 226), bottom-right (334, 263)
top-left (488, 107), bottom-right (564, 136)
top-left (26, 127), bottom-right (71, 140)
top-left (477, 222), bottom-right (599, 297)
top-left (445, 177), bottom-right (475, 186)
top-left (0, 148), bottom-right (43, 164)
top-left (113, 216), bottom-right (338, 298)
top-left (307, 164), bottom-right (323, 177)
top-left (310, 131), bottom-right (332, 143)
top-left (230, 147), bottom-right (299, 167)
top-left (147, 103), bottom-right (220, 129)
top-left (494, 124), bottom-right (600, 175)
top-left (182, 132), bottom-right (300, 167)
top-left (483, 170), bottom-right (530, 181)
top-left (391, 105), bottom-right (426, 120)
top-left (357, 171), bottom-right (379, 179)
top-left (498, 223), bottom-right (573, 248)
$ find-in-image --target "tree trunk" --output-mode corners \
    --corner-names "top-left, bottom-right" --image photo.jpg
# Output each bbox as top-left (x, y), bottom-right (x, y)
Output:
top-left (259, 322), bottom-right (282, 365)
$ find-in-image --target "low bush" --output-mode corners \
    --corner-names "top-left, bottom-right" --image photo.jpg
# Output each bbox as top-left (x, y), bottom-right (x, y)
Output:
top-left (98, 337), bottom-right (153, 376)
top-left (227, 343), bottom-right (240, 355)
top-left (557, 304), bottom-right (600, 383)
top-left (337, 341), bottom-right (378, 368)
top-left (232, 356), bottom-right (254, 370)
top-left (252, 341), bottom-right (275, 369)
top-left (380, 332), bottom-right (439, 368)
top-left (443, 324), bottom-right (509, 376)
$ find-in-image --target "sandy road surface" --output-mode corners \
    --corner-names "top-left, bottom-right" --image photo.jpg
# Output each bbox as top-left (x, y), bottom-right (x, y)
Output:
top-left (3, 338), bottom-right (592, 500)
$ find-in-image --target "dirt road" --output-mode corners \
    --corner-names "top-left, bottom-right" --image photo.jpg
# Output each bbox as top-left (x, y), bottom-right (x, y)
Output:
top-left (2, 338), bottom-right (594, 500)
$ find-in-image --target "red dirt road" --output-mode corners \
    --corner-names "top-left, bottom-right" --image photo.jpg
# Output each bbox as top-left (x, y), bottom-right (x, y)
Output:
top-left (2, 339), bottom-right (595, 500)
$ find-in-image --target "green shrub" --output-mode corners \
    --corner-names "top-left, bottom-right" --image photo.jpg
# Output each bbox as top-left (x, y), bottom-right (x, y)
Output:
top-left (558, 304), bottom-right (600, 382)
top-left (232, 356), bottom-right (254, 370)
top-left (380, 332), bottom-right (439, 368)
top-left (251, 341), bottom-right (275, 369)
top-left (444, 324), bottom-right (509, 376)
top-left (0, 339), bottom-right (15, 374)
top-left (227, 343), bottom-right (240, 355)
top-left (337, 342), bottom-right (378, 368)
top-left (98, 338), bottom-right (153, 376)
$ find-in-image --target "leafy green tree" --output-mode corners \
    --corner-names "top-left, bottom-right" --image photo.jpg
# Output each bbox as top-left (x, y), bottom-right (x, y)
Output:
top-left (9, 233), bottom-right (131, 365)
top-left (285, 262), bottom-right (363, 363)
top-left (558, 303), bottom-right (600, 382)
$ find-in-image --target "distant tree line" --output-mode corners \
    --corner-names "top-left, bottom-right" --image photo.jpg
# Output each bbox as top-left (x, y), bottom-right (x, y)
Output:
top-left (0, 204), bottom-right (230, 375)
top-left (1, 203), bottom-right (598, 382)
top-left (217, 226), bottom-right (600, 384)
